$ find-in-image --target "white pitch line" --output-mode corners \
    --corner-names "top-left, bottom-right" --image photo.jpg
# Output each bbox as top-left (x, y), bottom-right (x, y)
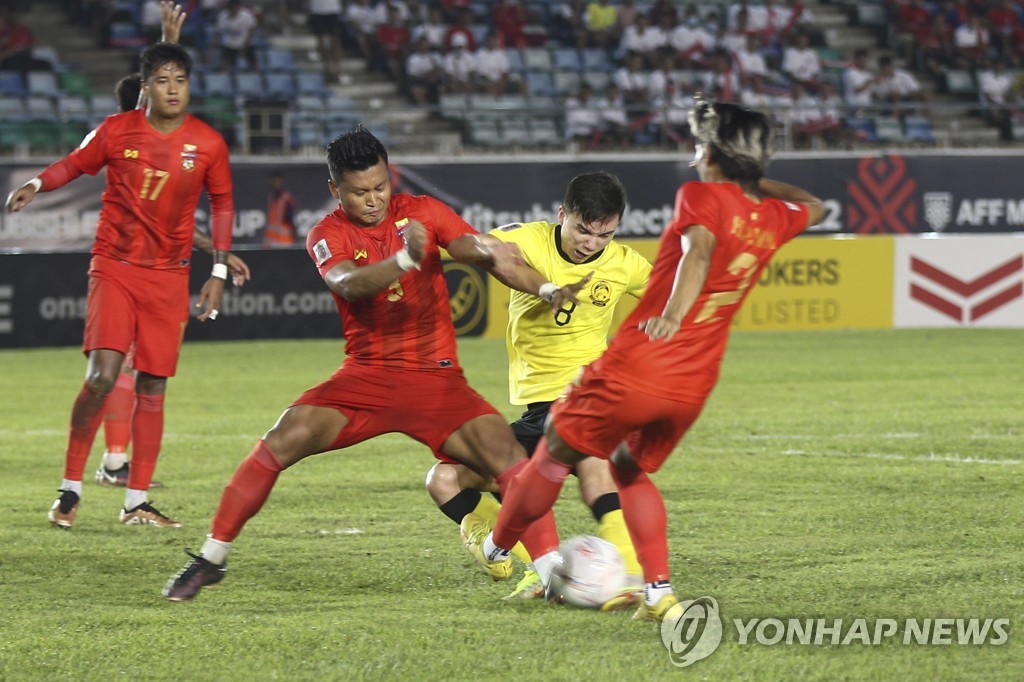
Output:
top-left (781, 449), bottom-right (1020, 466)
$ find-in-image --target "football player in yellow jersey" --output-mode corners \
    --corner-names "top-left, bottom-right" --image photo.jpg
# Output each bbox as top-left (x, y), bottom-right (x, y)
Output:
top-left (425, 172), bottom-right (652, 603)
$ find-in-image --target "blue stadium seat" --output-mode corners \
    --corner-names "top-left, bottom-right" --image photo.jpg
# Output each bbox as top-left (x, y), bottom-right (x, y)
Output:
top-left (553, 48), bottom-right (582, 72)
top-left (525, 71), bottom-right (557, 97)
top-left (523, 48), bottom-right (553, 72)
top-left (469, 119), bottom-right (501, 145)
top-left (296, 72), bottom-right (329, 97)
top-left (25, 96), bottom-right (59, 121)
top-left (845, 116), bottom-right (878, 143)
top-left (291, 120), bottom-right (324, 149)
top-left (0, 70), bottom-right (25, 97)
top-left (582, 70), bottom-right (611, 91)
top-left (873, 116), bottom-right (905, 142)
top-left (501, 117), bottom-right (530, 144)
top-left (504, 48), bottom-right (525, 73)
top-left (262, 48), bottom-right (297, 73)
top-left (234, 72), bottom-right (265, 100)
top-left (264, 73), bottom-right (297, 100)
top-left (202, 72), bottom-right (235, 98)
top-left (553, 71), bottom-right (582, 95)
top-left (581, 48), bottom-right (613, 72)
top-left (31, 46), bottom-right (62, 71)
top-left (0, 97), bottom-right (27, 117)
top-left (904, 116), bottom-right (935, 143)
top-left (57, 95), bottom-right (91, 123)
top-left (108, 22), bottom-right (147, 49)
top-left (529, 117), bottom-right (562, 145)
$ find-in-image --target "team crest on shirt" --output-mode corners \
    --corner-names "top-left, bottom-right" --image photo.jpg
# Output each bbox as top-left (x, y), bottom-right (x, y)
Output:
top-left (313, 238), bottom-right (332, 265)
top-left (180, 143), bottom-right (198, 172)
top-left (589, 280), bottom-right (611, 307)
top-left (395, 217), bottom-right (409, 235)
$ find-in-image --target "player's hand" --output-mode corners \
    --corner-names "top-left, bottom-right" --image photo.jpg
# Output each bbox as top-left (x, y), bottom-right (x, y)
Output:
top-left (227, 253), bottom-right (250, 286)
top-left (160, 1), bottom-right (186, 43)
top-left (401, 220), bottom-right (428, 265)
top-left (5, 183), bottom-right (38, 213)
top-left (196, 277), bottom-right (227, 321)
top-left (639, 315), bottom-right (681, 341)
top-left (548, 271), bottom-right (593, 312)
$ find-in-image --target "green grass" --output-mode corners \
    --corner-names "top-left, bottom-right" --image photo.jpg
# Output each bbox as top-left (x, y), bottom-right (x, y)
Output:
top-left (1, 330), bottom-right (1021, 681)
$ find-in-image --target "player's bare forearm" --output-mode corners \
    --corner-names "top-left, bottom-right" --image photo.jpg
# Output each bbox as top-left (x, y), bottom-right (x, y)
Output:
top-left (193, 230), bottom-right (213, 253)
top-left (324, 258), bottom-right (411, 300)
top-left (758, 178), bottom-right (826, 226)
top-left (641, 226), bottom-right (714, 341)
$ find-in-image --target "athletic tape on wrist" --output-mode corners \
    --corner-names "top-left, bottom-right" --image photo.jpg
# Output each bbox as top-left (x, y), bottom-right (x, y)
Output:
top-left (538, 282), bottom-right (559, 303)
top-left (395, 247), bottom-right (419, 271)
top-left (211, 263), bottom-right (228, 280)
top-left (28, 178), bottom-right (42, 192)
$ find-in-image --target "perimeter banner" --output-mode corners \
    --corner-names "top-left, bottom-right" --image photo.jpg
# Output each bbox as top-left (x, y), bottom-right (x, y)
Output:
top-left (2, 153), bottom-right (1023, 252)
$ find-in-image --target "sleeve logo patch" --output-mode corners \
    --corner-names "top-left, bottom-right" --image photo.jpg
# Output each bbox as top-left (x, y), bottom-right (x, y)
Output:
top-left (313, 238), bottom-right (332, 266)
top-left (497, 222), bottom-right (523, 232)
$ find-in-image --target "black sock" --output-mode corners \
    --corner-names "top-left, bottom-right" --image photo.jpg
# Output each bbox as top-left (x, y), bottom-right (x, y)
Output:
top-left (438, 488), bottom-right (483, 525)
top-left (590, 492), bottom-right (621, 522)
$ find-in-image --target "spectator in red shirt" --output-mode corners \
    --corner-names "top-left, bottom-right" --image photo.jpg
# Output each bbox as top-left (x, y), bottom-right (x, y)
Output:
top-left (0, 7), bottom-right (36, 72)
top-left (987, 0), bottom-right (1020, 61)
top-left (374, 4), bottom-right (411, 83)
top-left (492, 0), bottom-right (528, 48)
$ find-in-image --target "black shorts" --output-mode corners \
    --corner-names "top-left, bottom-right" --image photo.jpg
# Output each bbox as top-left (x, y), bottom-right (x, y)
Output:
top-left (510, 401), bottom-right (553, 457)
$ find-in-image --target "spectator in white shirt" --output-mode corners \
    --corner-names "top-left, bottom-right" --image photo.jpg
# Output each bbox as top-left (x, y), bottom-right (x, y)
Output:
top-left (342, 0), bottom-right (377, 64)
top-left (405, 36), bottom-right (442, 105)
top-left (474, 33), bottom-right (512, 95)
top-left (978, 58), bottom-right (1014, 140)
top-left (618, 14), bottom-right (660, 66)
top-left (670, 16), bottom-right (715, 67)
top-left (411, 6), bottom-right (448, 49)
top-left (872, 55), bottom-right (928, 117)
top-left (565, 83), bottom-right (602, 145)
top-left (216, 0), bottom-right (259, 70)
top-left (702, 48), bottom-right (741, 101)
top-left (597, 83), bottom-right (630, 145)
top-left (309, 0), bottom-right (343, 82)
top-left (613, 53), bottom-right (651, 106)
top-left (781, 30), bottom-right (821, 89)
top-left (733, 34), bottom-right (770, 84)
top-left (953, 12), bottom-right (990, 69)
top-left (442, 31), bottom-right (476, 93)
top-left (843, 49), bottom-right (876, 108)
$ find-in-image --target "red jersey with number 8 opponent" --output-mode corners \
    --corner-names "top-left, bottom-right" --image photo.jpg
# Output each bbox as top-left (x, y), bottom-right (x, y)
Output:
top-left (597, 181), bottom-right (810, 404)
top-left (39, 109), bottom-right (234, 270)
top-left (306, 193), bottom-right (477, 371)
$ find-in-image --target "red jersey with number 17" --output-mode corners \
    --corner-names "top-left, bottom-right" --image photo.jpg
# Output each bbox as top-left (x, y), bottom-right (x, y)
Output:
top-left (597, 181), bottom-right (810, 403)
top-left (306, 193), bottom-right (477, 371)
top-left (55, 109), bottom-right (233, 270)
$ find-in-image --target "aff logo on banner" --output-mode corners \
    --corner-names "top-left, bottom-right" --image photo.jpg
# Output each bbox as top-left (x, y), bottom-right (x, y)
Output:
top-left (895, 236), bottom-right (1024, 328)
top-left (847, 155), bottom-right (918, 234)
top-left (910, 256), bottom-right (1023, 323)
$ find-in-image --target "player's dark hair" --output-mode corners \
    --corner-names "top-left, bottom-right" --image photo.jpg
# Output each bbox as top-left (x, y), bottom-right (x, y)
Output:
top-left (140, 42), bottom-right (192, 81)
top-left (563, 171), bottom-right (627, 224)
top-left (326, 127), bottom-right (389, 182)
top-left (114, 73), bottom-right (142, 113)
top-left (689, 98), bottom-right (772, 189)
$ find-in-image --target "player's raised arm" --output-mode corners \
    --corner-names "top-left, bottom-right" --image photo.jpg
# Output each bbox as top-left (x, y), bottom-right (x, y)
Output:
top-left (323, 220), bottom-right (426, 300)
top-left (758, 178), bottom-right (826, 228)
top-left (639, 224), bottom-right (715, 342)
top-left (448, 233), bottom-right (591, 312)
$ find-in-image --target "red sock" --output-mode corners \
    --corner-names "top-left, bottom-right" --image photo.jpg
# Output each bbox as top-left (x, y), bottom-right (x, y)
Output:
top-left (492, 440), bottom-right (568, 557)
top-left (63, 383), bottom-right (109, 481)
top-left (103, 373), bottom-right (134, 455)
top-left (211, 440), bottom-right (285, 542)
top-left (126, 393), bottom-right (164, 490)
top-left (609, 464), bottom-right (669, 583)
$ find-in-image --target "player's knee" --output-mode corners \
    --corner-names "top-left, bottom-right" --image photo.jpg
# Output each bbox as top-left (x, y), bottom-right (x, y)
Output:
top-left (425, 462), bottom-right (461, 503)
top-left (83, 369), bottom-right (117, 397)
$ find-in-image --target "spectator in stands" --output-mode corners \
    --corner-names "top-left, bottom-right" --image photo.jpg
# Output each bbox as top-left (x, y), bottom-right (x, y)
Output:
top-left (341, 0), bottom-right (376, 66)
top-left (781, 30), bottom-right (821, 91)
top-left (492, 0), bottom-right (528, 49)
top-left (650, 13), bottom-right (676, 61)
top-left (405, 35), bottom-right (442, 105)
top-left (741, 74), bottom-right (777, 113)
top-left (942, 0), bottom-right (970, 29)
top-left (702, 48), bottom-right (741, 102)
top-left (728, 0), bottom-right (767, 34)
top-left (216, 0), bottom-right (258, 70)
top-left (895, 0), bottom-right (932, 64)
top-left (613, 53), bottom-right (650, 108)
top-left (783, 81), bottom-right (820, 148)
top-left (585, 0), bottom-right (618, 50)
top-left (618, 13), bottom-right (659, 68)
top-left (670, 10), bottom-right (715, 68)
top-left (141, 0), bottom-right (164, 44)
top-left (554, 0), bottom-right (588, 48)
top-left (371, 0), bottom-right (410, 26)
top-left (873, 55), bottom-right (928, 116)
top-left (843, 48), bottom-right (876, 111)
top-left (733, 33), bottom-right (770, 86)
top-left (443, 8), bottom-right (477, 53)
top-left (986, 0), bottom-right (1019, 62)
top-left (474, 32), bottom-right (512, 95)
top-left (615, 0), bottom-right (640, 38)
top-left (718, 8), bottom-right (751, 55)
top-left (374, 4), bottom-right (410, 85)
top-left (649, 77), bottom-right (691, 145)
top-left (916, 13), bottom-right (955, 84)
top-left (0, 6), bottom-right (35, 72)
top-left (978, 57), bottom-right (1014, 140)
top-left (441, 31), bottom-right (475, 94)
top-left (439, 0), bottom-right (471, 23)
top-left (646, 52), bottom-right (677, 102)
top-left (649, 0), bottom-right (677, 27)
top-left (564, 82), bottom-right (601, 146)
top-left (953, 12), bottom-right (991, 69)
top-left (411, 6), bottom-right (447, 50)
top-left (309, 0), bottom-right (342, 83)
top-left (264, 172), bottom-right (297, 246)
top-left (596, 82), bottom-right (630, 147)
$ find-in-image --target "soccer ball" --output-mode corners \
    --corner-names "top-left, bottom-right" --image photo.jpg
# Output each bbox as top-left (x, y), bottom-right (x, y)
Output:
top-left (546, 535), bottom-right (627, 609)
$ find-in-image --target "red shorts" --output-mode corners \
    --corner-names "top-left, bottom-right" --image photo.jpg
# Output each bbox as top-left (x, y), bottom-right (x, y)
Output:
top-left (291, 362), bottom-right (500, 461)
top-left (550, 365), bottom-right (704, 473)
top-left (83, 255), bottom-right (189, 377)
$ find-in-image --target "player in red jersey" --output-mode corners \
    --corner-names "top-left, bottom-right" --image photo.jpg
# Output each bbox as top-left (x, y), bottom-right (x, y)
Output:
top-left (163, 128), bottom-right (582, 601)
top-left (465, 99), bottom-right (826, 621)
top-left (5, 42), bottom-right (236, 530)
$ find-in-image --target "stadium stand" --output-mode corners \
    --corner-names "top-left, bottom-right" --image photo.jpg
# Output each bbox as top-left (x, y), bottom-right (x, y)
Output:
top-left (1, 0), bottom-right (1022, 156)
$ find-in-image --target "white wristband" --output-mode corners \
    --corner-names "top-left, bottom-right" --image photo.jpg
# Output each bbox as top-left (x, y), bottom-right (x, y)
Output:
top-left (27, 178), bottom-right (42, 192)
top-left (211, 263), bottom-right (228, 280)
top-left (395, 247), bottom-right (419, 272)
top-left (538, 282), bottom-right (559, 303)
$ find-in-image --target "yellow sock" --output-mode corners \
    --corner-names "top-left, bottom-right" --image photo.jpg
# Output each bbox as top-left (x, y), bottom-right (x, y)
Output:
top-left (597, 508), bottom-right (643, 578)
top-left (471, 495), bottom-right (532, 565)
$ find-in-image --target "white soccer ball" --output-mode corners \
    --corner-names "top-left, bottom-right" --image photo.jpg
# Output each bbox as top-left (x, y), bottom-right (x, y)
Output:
top-left (546, 535), bottom-right (627, 609)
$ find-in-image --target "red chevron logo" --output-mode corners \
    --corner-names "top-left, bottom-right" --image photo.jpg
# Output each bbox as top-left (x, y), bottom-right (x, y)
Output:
top-left (910, 255), bottom-right (1023, 323)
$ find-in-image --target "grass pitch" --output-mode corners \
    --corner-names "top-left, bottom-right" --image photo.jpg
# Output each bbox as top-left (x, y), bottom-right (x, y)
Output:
top-left (0, 330), bottom-right (1021, 681)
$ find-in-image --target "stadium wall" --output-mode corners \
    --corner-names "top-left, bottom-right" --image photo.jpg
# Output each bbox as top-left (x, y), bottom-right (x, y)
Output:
top-left (1, 153), bottom-right (1021, 348)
